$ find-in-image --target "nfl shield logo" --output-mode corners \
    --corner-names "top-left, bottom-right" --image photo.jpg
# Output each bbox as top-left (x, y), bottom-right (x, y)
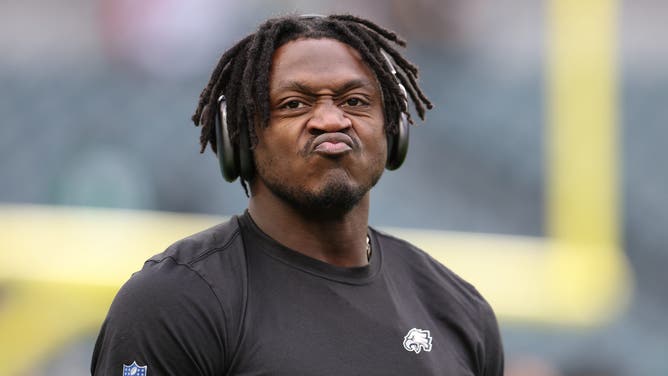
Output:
top-left (123, 361), bottom-right (147, 376)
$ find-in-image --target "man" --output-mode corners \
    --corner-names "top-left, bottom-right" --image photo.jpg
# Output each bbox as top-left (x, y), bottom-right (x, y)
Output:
top-left (92, 14), bottom-right (503, 375)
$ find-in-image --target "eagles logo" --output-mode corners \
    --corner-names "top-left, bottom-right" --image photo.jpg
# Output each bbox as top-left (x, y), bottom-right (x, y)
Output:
top-left (403, 328), bottom-right (433, 354)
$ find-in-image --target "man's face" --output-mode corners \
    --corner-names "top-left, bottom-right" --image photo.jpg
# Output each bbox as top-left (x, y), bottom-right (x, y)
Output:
top-left (252, 37), bottom-right (387, 215)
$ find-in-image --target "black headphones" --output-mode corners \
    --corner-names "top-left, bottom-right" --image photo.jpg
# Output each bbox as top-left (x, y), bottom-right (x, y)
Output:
top-left (214, 51), bottom-right (409, 182)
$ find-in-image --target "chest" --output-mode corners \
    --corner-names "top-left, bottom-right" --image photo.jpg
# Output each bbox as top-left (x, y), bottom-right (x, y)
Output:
top-left (227, 271), bottom-right (480, 375)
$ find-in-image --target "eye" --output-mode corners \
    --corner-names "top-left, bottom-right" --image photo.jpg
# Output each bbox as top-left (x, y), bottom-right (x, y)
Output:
top-left (282, 100), bottom-right (306, 109)
top-left (343, 97), bottom-right (368, 107)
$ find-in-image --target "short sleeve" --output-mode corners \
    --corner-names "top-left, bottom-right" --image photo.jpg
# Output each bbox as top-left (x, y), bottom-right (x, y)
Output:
top-left (479, 301), bottom-right (505, 376)
top-left (91, 258), bottom-right (227, 376)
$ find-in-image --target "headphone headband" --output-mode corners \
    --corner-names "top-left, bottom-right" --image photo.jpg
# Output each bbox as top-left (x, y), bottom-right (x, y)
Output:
top-left (299, 14), bottom-right (326, 19)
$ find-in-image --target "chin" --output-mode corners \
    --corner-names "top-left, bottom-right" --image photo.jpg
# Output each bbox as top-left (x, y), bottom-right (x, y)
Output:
top-left (263, 173), bottom-right (373, 218)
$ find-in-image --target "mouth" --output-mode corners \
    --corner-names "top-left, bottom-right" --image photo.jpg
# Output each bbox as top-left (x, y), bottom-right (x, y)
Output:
top-left (311, 132), bottom-right (354, 157)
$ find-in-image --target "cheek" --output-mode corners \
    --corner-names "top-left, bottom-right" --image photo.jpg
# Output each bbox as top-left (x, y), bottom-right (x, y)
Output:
top-left (371, 110), bottom-right (388, 159)
top-left (251, 138), bottom-right (273, 175)
top-left (252, 135), bottom-right (297, 177)
top-left (369, 123), bottom-right (388, 159)
top-left (375, 137), bottom-right (389, 168)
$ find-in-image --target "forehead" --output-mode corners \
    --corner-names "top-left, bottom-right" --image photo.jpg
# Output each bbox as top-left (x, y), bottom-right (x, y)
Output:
top-left (269, 38), bottom-right (378, 92)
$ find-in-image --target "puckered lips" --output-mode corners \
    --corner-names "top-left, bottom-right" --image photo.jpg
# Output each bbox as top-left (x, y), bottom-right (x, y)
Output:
top-left (311, 132), bottom-right (354, 157)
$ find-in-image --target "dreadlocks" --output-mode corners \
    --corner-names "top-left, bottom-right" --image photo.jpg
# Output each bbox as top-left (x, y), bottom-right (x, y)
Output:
top-left (192, 14), bottom-right (432, 188)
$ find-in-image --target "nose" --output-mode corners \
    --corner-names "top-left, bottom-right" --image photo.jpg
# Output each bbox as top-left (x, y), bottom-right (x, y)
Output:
top-left (306, 102), bottom-right (351, 134)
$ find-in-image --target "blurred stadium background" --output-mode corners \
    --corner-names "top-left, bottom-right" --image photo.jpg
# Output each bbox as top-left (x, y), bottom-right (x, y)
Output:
top-left (1, 0), bottom-right (666, 375)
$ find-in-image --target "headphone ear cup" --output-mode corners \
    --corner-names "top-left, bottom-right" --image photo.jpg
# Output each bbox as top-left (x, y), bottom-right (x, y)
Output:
top-left (238, 124), bottom-right (255, 181)
top-left (386, 112), bottom-right (409, 170)
top-left (215, 96), bottom-right (240, 182)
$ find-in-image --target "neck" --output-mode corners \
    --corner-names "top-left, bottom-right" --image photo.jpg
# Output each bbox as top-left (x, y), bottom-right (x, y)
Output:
top-left (248, 185), bottom-right (370, 267)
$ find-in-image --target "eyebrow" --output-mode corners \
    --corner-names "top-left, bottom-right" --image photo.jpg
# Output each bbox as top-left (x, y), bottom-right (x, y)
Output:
top-left (272, 79), bottom-right (376, 97)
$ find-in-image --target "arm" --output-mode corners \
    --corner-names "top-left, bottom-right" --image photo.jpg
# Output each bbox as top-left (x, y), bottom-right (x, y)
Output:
top-left (91, 258), bottom-right (227, 376)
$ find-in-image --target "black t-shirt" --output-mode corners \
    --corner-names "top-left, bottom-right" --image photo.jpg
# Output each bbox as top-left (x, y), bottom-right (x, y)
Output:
top-left (92, 212), bottom-right (503, 375)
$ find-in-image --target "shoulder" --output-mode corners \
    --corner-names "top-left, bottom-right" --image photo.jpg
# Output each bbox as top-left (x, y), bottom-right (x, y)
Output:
top-left (149, 214), bottom-right (244, 266)
top-left (373, 228), bottom-right (482, 299)
top-left (141, 215), bottom-right (249, 297)
top-left (93, 254), bottom-right (228, 374)
top-left (372, 227), bottom-right (497, 325)
top-left (138, 214), bottom-right (249, 343)
top-left (125, 215), bottom-right (248, 311)
top-left (92, 216), bottom-right (248, 375)
top-left (114, 215), bottom-right (245, 311)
